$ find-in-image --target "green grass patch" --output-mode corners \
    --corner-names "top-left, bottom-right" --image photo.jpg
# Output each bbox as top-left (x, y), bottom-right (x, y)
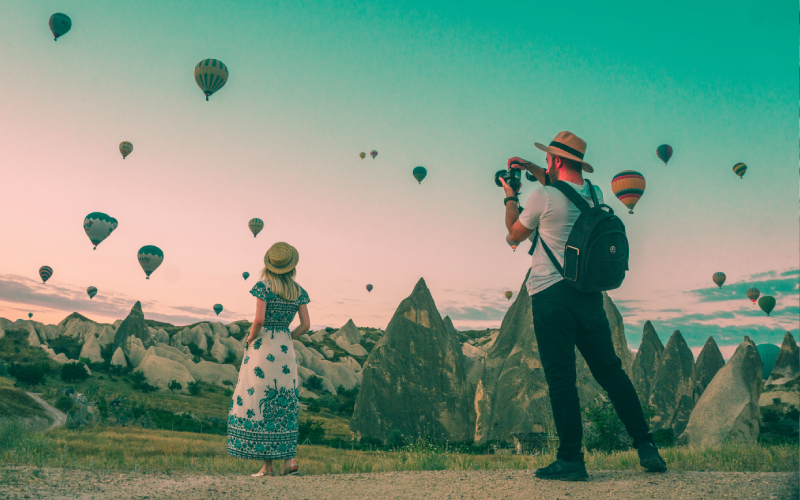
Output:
top-left (0, 330), bottom-right (59, 369)
top-left (0, 388), bottom-right (51, 422)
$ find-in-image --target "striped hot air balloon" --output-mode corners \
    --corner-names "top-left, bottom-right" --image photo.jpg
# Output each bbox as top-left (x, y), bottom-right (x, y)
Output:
top-left (758, 295), bottom-right (776, 316)
top-left (413, 166), bottom-right (427, 184)
top-left (656, 144), bottom-right (673, 165)
top-left (370, 150), bottom-right (378, 159)
top-left (84, 212), bottom-right (118, 250)
top-left (87, 286), bottom-right (97, 299)
top-left (611, 170), bottom-right (646, 214)
top-left (213, 304), bottom-right (223, 316)
top-left (137, 245), bottom-right (164, 279)
top-left (119, 141), bottom-right (133, 159)
top-left (359, 152), bottom-right (366, 159)
top-left (194, 59), bottom-right (229, 101)
top-left (48, 13), bottom-right (71, 41)
top-left (504, 291), bottom-right (513, 301)
top-left (243, 272), bottom-right (250, 280)
top-left (366, 284), bottom-right (373, 292)
top-left (747, 287), bottom-right (760, 304)
top-left (39, 266), bottom-right (53, 284)
top-left (506, 234), bottom-right (518, 251)
top-left (248, 218), bottom-right (264, 238)
top-left (712, 272), bottom-right (726, 288)
top-left (733, 162), bottom-right (747, 179)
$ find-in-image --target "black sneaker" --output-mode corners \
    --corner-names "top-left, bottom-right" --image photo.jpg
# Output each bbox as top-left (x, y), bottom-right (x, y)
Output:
top-left (638, 442), bottom-right (667, 472)
top-left (534, 459), bottom-right (589, 481)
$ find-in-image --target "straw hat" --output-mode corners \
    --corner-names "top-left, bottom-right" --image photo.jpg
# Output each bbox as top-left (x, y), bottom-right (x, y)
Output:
top-left (534, 131), bottom-right (593, 173)
top-left (264, 242), bottom-right (299, 275)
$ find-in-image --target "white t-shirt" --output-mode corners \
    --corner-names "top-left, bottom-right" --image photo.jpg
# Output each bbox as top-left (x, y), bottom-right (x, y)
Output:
top-left (518, 180), bottom-right (604, 296)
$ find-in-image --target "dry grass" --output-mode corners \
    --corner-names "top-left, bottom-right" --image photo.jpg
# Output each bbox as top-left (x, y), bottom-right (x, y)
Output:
top-left (1, 423), bottom-right (796, 477)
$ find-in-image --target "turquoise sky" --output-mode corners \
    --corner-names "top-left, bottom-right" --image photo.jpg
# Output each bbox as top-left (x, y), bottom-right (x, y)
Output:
top-left (0, 0), bottom-right (797, 347)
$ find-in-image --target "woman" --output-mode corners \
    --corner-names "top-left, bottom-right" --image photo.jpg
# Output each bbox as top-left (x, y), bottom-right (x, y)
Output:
top-left (227, 242), bottom-right (311, 477)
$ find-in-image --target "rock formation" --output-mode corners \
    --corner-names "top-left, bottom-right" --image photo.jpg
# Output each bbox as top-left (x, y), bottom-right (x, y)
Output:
top-left (474, 273), bottom-right (633, 444)
top-left (111, 347), bottom-right (127, 368)
top-left (334, 319), bottom-right (362, 344)
top-left (78, 334), bottom-right (103, 364)
top-left (227, 323), bottom-right (241, 335)
top-left (334, 336), bottom-right (368, 357)
top-left (631, 321), bottom-right (665, 407)
top-left (113, 302), bottom-right (153, 355)
top-left (679, 338), bottom-right (762, 446)
top-left (761, 332), bottom-right (800, 408)
top-left (603, 293), bottom-right (634, 378)
top-left (351, 278), bottom-right (474, 442)
top-left (209, 337), bottom-right (229, 363)
top-left (135, 355), bottom-right (195, 392)
top-left (443, 316), bottom-right (458, 337)
top-left (694, 336), bottom-right (725, 401)
top-left (648, 330), bottom-right (695, 437)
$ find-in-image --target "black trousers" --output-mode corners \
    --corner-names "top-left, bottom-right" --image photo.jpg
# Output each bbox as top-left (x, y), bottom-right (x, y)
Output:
top-left (531, 280), bottom-right (653, 462)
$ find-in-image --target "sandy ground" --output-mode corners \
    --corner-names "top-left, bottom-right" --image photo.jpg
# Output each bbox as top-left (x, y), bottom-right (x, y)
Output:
top-left (25, 392), bottom-right (66, 431)
top-left (0, 467), bottom-right (797, 499)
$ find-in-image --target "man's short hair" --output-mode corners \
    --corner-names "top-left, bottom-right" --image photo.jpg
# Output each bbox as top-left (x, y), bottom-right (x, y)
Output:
top-left (556, 155), bottom-right (583, 173)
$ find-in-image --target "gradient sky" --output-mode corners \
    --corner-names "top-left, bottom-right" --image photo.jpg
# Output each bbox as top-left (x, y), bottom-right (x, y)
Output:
top-left (1, 1), bottom-right (797, 349)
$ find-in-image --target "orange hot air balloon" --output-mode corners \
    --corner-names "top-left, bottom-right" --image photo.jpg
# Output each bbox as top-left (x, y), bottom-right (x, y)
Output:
top-left (611, 171), bottom-right (646, 214)
top-left (506, 234), bottom-right (518, 251)
top-left (504, 291), bottom-right (513, 301)
top-left (359, 152), bottom-right (366, 159)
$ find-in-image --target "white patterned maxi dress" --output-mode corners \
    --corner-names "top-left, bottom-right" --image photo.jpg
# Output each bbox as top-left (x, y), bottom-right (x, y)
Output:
top-left (227, 280), bottom-right (310, 460)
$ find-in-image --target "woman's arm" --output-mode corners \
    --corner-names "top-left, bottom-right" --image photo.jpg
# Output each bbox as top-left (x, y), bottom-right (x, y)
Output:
top-left (290, 304), bottom-right (310, 340)
top-left (246, 298), bottom-right (266, 347)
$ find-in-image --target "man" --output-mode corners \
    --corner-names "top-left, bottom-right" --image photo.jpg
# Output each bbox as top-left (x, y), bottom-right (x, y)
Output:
top-left (501, 131), bottom-right (667, 481)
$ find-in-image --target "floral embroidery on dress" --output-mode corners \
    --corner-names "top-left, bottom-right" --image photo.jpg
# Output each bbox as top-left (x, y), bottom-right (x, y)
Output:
top-left (246, 409), bottom-right (255, 418)
top-left (282, 365), bottom-right (290, 374)
top-left (254, 367), bottom-right (265, 379)
top-left (248, 281), bottom-right (311, 333)
top-left (280, 345), bottom-right (288, 354)
top-left (267, 354), bottom-right (275, 362)
top-left (237, 396), bottom-right (243, 406)
top-left (243, 356), bottom-right (249, 364)
top-left (247, 388), bottom-right (254, 396)
top-left (253, 338), bottom-right (262, 350)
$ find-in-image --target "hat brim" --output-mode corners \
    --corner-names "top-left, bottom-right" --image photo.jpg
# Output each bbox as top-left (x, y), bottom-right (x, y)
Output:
top-left (534, 142), bottom-right (593, 173)
top-left (264, 246), bottom-right (300, 275)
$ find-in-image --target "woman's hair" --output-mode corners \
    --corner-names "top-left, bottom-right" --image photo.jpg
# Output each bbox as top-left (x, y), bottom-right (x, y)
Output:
top-left (261, 267), bottom-right (301, 302)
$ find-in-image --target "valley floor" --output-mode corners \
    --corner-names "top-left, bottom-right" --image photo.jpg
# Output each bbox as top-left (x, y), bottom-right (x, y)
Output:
top-left (0, 467), bottom-right (797, 499)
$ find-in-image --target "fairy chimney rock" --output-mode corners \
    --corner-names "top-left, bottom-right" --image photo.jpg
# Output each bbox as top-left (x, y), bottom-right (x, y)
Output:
top-left (694, 336), bottom-right (725, 401)
top-left (648, 330), bottom-right (695, 437)
top-left (334, 319), bottom-right (362, 345)
top-left (766, 332), bottom-right (799, 387)
top-left (631, 321), bottom-right (665, 407)
top-left (113, 302), bottom-right (153, 355)
top-left (350, 278), bottom-right (474, 442)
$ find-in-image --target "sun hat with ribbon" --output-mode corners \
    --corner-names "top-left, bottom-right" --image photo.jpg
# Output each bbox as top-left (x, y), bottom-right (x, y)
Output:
top-left (534, 131), bottom-right (593, 173)
top-left (264, 242), bottom-right (299, 275)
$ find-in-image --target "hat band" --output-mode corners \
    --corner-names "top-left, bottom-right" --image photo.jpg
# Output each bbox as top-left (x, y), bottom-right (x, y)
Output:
top-left (267, 254), bottom-right (294, 269)
top-left (550, 141), bottom-right (584, 160)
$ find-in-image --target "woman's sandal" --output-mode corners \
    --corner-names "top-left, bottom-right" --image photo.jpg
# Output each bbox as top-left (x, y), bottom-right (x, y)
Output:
top-left (281, 463), bottom-right (299, 476)
top-left (251, 468), bottom-right (274, 477)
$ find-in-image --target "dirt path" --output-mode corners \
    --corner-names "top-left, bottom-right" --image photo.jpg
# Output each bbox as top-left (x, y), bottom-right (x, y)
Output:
top-left (0, 467), bottom-right (796, 499)
top-left (25, 392), bottom-right (66, 431)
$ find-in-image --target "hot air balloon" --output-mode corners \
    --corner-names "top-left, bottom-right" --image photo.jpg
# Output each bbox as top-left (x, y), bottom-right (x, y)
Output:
top-left (611, 171), bottom-right (645, 214)
top-left (656, 144), bottom-right (673, 165)
top-left (243, 272), bottom-right (250, 280)
top-left (248, 218), bottom-right (264, 238)
top-left (712, 272), bottom-right (726, 288)
top-left (84, 212), bottom-right (118, 250)
top-left (370, 150), bottom-right (378, 159)
top-left (194, 59), bottom-right (229, 101)
top-left (359, 152), bottom-right (366, 159)
top-left (366, 284), bottom-right (373, 292)
top-left (119, 141), bottom-right (133, 159)
top-left (756, 343), bottom-right (781, 379)
top-left (213, 304), bottom-right (223, 316)
top-left (413, 166), bottom-right (427, 184)
top-left (747, 287), bottom-right (760, 304)
top-left (733, 162), bottom-right (747, 179)
top-left (137, 245), bottom-right (164, 279)
top-left (28, 313), bottom-right (33, 319)
top-left (87, 286), bottom-right (97, 299)
top-left (506, 234), bottom-right (518, 251)
top-left (39, 266), bottom-right (53, 284)
top-left (758, 296), bottom-right (776, 316)
top-left (504, 291), bottom-right (513, 301)
top-left (49, 13), bottom-right (71, 41)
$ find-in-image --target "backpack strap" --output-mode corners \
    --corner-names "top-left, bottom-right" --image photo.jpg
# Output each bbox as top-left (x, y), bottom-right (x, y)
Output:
top-left (549, 180), bottom-right (597, 212)
top-left (527, 229), bottom-right (565, 277)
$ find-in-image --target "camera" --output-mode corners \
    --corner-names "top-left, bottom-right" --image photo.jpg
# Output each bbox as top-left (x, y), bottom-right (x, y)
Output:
top-left (495, 168), bottom-right (522, 193)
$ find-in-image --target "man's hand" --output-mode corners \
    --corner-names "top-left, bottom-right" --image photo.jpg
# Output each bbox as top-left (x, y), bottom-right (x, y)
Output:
top-left (507, 156), bottom-right (533, 171)
top-left (499, 177), bottom-right (517, 198)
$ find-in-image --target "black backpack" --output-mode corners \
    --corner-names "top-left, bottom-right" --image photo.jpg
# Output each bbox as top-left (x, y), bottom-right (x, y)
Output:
top-left (527, 179), bottom-right (629, 293)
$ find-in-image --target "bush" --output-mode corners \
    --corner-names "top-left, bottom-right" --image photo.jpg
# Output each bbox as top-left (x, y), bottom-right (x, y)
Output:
top-left (187, 380), bottom-right (202, 396)
top-left (54, 395), bottom-right (76, 413)
top-left (304, 375), bottom-right (323, 391)
top-left (335, 385), bottom-right (359, 417)
top-left (60, 362), bottom-right (90, 383)
top-left (48, 336), bottom-right (82, 361)
top-left (8, 363), bottom-right (48, 386)
top-left (0, 362), bottom-right (8, 377)
top-left (129, 370), bottom-right (156, 393)
top-left (759, 405), bottom-right (800, 445)
top-left (298, 418), bottom-right (325, 443)
top-left (306, 399), bottom-right (321, 413)
top-left (387, 430), bottom-right (406, 449)
top-left (187, 344), bottom-right (204, 357)
top-left (583, 396), bottom-right (632, 453)
top-left (225, 352), bottom-right (237, 364)
top-left (168, 380), bottom-right (182, 393)
top-left (317, 394), bottom-right (340, 413)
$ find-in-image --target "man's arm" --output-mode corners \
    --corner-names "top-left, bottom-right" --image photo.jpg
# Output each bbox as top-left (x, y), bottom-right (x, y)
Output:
top-left (500, 178), bottom-right (535, 243)
top-left (508, 157), bottom-right (547, 186)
